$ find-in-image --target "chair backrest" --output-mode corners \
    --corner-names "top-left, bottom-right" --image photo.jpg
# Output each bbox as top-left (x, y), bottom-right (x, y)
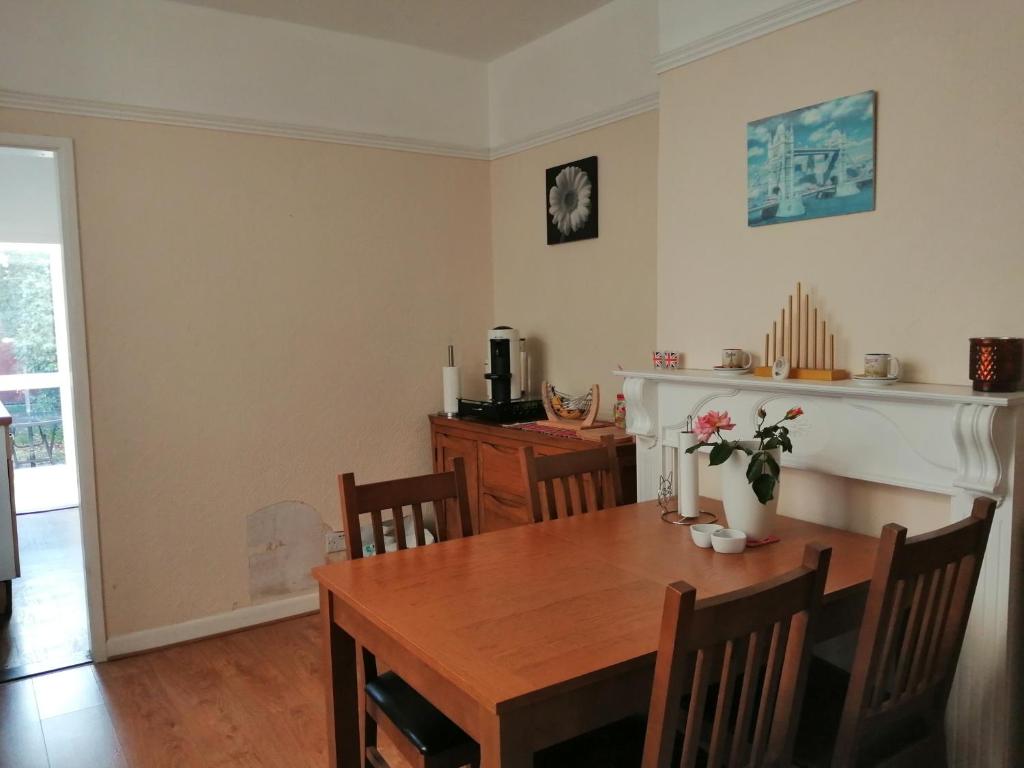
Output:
top-left (642, 544), bottom-right (832, 768)
top-left (830, 497), bottom-right (996, 766)
top-left (339, 457), bottom-right (473, 560)
top-left (519, 434), bottom-right (623, 522)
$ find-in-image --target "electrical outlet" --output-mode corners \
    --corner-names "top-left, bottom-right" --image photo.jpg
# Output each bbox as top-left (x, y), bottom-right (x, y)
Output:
top-left (325, 530), bottom-right (346, 553)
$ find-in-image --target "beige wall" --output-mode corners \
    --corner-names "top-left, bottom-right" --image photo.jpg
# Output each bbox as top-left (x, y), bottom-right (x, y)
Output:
top-left (658, 0), bottom-right (1024, 385)
top-left (0, 108), bottom-right (492, 637)
top-left (657, 0), bottom-right (1024, 533)
top-left (491, 111), bottom-right (659, 414)
top-left (5, 0), bottom-right (1020, 639)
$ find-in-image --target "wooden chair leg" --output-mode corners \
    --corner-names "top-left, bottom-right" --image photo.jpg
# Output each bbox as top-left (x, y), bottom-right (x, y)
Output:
top-left (357, 645), bottom-right (380, 765)
top-left (365, 746), bottom-right (390, 768)
top-left (364, 717), bottom-right (379, 768)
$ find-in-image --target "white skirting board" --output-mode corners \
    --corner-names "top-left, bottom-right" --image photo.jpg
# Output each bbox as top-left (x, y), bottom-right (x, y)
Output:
top-left (104, 591), bottom-right (319, 658)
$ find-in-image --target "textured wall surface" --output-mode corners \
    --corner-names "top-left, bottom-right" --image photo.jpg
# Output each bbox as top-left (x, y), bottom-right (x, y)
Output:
top-left (491, 111), bottom-right (659, 413)
top-left (657, 0), bottom-right (1024, 385)
top-left (0, 107), bottom-right (492, 636)
top-left (655, 0), bottom-right (1024, 531)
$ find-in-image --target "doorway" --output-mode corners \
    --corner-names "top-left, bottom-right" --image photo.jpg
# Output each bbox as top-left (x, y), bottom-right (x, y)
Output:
top-left (0, 136), bottom-right (104, 680)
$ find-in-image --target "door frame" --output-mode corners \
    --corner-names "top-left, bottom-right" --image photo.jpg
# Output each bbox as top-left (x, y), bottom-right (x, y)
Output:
top-left (0, 132), bottom-right (107, 660)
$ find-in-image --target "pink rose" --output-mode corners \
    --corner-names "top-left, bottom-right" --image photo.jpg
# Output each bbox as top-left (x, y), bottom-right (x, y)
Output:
top-left (694, 410), bottom-right (735, 442)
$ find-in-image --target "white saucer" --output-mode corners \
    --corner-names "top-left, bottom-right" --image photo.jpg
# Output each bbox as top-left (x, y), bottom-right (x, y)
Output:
top-left (852, 374), bottom-right (901, 387)
top-left (712, 366), bottom-right (751, 377)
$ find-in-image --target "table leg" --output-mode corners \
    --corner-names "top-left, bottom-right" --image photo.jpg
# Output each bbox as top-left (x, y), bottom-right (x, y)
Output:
top-left (321, 585), bottom-right (360, 768)
top-left (480, 711), bottom-right (532, 768)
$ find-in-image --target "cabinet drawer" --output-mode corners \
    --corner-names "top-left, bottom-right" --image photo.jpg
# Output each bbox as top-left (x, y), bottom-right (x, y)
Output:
top-left (478, 440), bottom-right (531, 499)
top-left (480, 492), bottom-right (531, 532)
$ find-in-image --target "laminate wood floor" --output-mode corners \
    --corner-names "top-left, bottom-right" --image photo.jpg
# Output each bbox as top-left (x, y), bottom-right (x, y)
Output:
top-left (0, 615), bottom-right (411, 768)
top-left (1, 509), bottom-right (91, 680)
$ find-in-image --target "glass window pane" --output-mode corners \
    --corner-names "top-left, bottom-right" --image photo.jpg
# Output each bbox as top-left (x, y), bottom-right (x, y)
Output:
top-left (1, 388), bottom-right (65, 467)
top-left (0, 245), bottom-right (59, 375)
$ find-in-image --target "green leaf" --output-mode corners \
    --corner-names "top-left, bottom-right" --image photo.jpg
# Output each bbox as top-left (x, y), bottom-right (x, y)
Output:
top-left (764, 452), bottom-right (781, 475)
top-left (684, 444), bottom-right (702, 454)
top-left (746, 453), bottom-right (766, 482)
top-left (779, 434), bottom-right (794, 453)
top-left (708, 442), bottom-right (734, 466)
top-left (752, 474), bottom-right (777, 505)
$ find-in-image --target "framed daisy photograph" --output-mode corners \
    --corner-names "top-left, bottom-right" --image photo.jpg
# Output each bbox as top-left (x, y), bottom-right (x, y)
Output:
top-left (546, 156), bottom-right (598, 245)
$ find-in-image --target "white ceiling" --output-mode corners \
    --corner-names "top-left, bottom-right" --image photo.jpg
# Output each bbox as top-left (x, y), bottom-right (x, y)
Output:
top-left (168, 0), bottom-right (616, 60)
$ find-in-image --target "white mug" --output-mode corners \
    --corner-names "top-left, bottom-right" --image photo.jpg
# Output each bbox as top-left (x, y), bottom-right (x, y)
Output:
top-left (864, 353), bottom-right (900, 379)
top-left (722, 349), bottom-right (752, 369)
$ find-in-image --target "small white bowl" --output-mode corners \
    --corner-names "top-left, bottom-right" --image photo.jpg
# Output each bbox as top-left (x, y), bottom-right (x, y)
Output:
top-left (690, 523), bottom-right (724, 548)
top-left (711, 528), bottom-right (748, 554)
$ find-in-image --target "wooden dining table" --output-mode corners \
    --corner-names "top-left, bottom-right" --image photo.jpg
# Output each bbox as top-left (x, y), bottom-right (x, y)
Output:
top-left (313, 497), bottom-right (880, 767)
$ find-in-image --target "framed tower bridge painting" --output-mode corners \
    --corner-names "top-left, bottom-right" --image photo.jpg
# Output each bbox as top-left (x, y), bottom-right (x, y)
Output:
top-left (747, 91), bottom-right (876, 227)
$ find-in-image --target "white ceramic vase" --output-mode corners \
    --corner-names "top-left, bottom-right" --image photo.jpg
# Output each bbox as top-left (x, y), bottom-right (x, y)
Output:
top-left (719, 441), bottom-right (780, 539)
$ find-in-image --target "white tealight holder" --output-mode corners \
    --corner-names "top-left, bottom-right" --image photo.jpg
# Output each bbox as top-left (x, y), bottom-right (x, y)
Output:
top-left (711, 528), bottom-right (747, 554)
top-left (690, 523), bottom-right (723, 548)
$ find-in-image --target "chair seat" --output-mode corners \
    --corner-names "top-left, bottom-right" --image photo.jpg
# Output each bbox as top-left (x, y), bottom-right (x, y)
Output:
top-left (364, 672), bottom-right (474, 757)
top-left (794, 657), bottom-right (931, 767)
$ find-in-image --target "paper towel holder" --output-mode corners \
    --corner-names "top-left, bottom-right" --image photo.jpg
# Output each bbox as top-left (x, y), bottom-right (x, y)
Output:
top-left (660, 418), bottom-right (718, 526)
top-left (442, 345), bottom-right (460, 418)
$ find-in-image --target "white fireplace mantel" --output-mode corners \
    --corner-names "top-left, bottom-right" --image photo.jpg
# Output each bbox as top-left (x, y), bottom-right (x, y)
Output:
top-left (615, 368), bottom-right (1023, 767)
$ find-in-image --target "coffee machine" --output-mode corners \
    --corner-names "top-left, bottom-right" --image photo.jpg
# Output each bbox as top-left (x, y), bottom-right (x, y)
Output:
top-left (457, 326), bottom-right (545, 422)
top-left (485, 326), bottom-right (521, 402)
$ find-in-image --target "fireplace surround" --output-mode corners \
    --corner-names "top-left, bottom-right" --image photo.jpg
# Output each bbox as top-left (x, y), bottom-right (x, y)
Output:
top-left (617, 368), bottom-right (1023, 767)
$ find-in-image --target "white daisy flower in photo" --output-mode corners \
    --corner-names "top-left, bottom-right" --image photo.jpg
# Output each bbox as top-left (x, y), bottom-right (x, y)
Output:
top-left (548, 165), bottom-right (592, 237)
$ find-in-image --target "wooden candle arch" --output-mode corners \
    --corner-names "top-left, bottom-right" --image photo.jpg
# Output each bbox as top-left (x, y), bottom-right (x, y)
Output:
top-left (754, 282), bottom-right (849, 381)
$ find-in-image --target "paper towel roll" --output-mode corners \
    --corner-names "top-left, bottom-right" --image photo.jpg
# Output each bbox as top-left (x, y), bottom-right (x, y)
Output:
top-left (677, 430), bottom-right (699, 518)
top-left (442, 366), bottom-right (460, 416)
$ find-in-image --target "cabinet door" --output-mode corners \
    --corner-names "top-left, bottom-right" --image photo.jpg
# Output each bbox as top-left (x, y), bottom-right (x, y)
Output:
top-left (480, 491), bottom-right (532, 533)
top-left (478, 439), bottom-right (530, 501)
top-left (617, 444), bottom-right (638, 505)
top-left (433, 431), bottom-right (480, 535)
top-left (478, 438), bottom-right (562, 532)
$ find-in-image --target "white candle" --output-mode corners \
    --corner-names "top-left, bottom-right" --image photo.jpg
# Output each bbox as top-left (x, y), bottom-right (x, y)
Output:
top-left (677, 429), bottom-right (699, 518)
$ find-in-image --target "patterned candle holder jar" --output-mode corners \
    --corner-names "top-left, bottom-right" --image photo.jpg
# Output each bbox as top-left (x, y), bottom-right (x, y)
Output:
top-left (970, 337), bottom-right (1023, 392)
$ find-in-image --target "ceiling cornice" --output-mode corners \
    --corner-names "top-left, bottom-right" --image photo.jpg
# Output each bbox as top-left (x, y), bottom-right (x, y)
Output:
top-left (0, 0), bottom-right (863, 160)
top-left (0, 88), bottom-right (491, 160)
top-left (654, 0), bottom-right (860, 75)
top-left (489, 93), bottom-right (659, 160)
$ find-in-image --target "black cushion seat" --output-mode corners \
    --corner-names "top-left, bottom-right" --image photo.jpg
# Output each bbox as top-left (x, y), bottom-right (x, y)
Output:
top-left (364, 671), bottom-right (474, 756)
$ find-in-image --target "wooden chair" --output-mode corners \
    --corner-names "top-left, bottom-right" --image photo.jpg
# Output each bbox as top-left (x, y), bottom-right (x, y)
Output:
top-left (794, 497), bottom-right (997, 768)
top-left (536, 545), bottom-right (832, 768)
top-left (642, 544), bottom-right (832, 768)
top-left (520, 434), bottom-right (623, 522)
top-left (339, 459), bottom-right (479, 768)
top-left (340, 458), bottom-right (474, 560)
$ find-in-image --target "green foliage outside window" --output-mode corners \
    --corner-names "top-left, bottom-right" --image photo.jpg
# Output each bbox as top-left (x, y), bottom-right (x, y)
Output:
top-left (0, 248), bottom-right (64, 465)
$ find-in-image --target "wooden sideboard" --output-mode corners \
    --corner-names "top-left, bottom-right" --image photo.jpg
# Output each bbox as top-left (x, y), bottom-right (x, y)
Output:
top-left (429, 414), bottom-right (636, 535)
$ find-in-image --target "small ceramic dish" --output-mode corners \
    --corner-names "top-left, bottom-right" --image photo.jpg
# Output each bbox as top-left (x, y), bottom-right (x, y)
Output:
top-left (711, 366), bottom-right (752, 377)
top-left (690, 523), bottom-right (723, 548)
top-left (711, 528), bottom-right (748, 554)
top-left (852, 374), bottom-right (901, 387)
